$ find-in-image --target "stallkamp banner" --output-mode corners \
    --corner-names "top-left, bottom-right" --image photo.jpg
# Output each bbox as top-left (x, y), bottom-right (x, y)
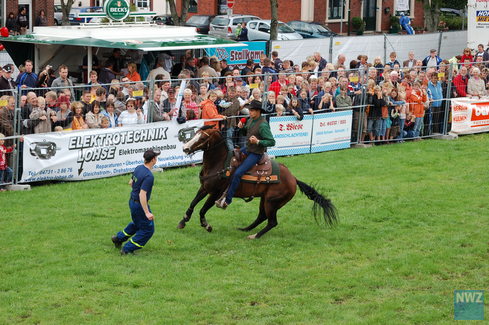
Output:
top-left (451, 98), bottom-right (489, 134)
top-left (21, 120), bottom-right (203, 183)
top-left (268, 111), bottom-right (352, 157)
top-left (205, 41), bottom-right (266, 68)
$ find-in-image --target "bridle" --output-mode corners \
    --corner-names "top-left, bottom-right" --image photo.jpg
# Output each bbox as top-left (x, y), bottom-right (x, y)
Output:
top-left (188, 130), bottom-right (225, 154)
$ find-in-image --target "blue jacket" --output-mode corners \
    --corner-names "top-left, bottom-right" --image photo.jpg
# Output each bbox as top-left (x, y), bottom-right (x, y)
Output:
top-left (427, 81), bottom-right (443, 108)
top-left (102, 111), bottom-right (119, 128)
top-left (422, 55), bottom-right (443, 69)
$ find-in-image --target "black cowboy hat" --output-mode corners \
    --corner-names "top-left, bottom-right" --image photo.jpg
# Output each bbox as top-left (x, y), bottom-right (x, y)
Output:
top-left (248, 99), bottom-right (265, 112)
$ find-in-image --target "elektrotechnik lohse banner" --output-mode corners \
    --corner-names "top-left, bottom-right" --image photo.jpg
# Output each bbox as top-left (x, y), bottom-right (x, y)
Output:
top-left (21, 120), bottom-right (203, 183)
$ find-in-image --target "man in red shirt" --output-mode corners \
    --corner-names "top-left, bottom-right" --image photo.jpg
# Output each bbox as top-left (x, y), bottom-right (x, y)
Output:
top-left (453, 66), bottom-right (469, 97)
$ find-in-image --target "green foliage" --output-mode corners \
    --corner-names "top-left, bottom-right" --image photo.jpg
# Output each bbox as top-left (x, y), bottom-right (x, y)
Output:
top-left (1, 134), bottom-right (488, 323)
top-left (389, 15), bottom-right (401, 34)
top-left (351, 17), bottom-right (365, 35)
top-left (440, 14), bottom-right (465, 30)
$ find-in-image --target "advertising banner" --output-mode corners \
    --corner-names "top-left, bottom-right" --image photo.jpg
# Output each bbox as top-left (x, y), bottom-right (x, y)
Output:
top-left (268, 111), bottom-right (352, 157)
top-left (468, 0), bottom-right (489, 49)
top-left (205, 41), bottom-right (266, 68)
top-left (451, 98), bottom-right (489, 134)
top-left (310, 111), bottom-right (352, 153)
top-left (268, 115), bottom-right (313, 156)
top-left (21, 120), bottom-right (203, 183)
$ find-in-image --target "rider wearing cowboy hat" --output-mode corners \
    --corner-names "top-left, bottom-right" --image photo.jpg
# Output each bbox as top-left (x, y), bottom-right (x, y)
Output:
top-left (216, 100), bottom-right (275, 209)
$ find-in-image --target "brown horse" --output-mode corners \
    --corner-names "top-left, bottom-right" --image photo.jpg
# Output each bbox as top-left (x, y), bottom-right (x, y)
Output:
top-left (178, 126), bottom-right (337, 239)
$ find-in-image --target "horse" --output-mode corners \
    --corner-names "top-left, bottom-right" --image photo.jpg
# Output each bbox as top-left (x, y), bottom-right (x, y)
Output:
top-left (178, 126), bottom-right (337, 239)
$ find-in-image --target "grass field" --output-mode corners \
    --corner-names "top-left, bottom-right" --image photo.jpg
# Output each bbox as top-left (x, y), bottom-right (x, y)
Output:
top-left (1, 134), bottom-right (488, 324)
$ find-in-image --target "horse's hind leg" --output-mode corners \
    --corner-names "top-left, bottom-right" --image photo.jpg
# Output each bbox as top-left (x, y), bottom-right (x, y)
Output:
top-left (238, 198), bottom-right (267, 232)
top-left (198, 192), bottom-right (221, 232)
top-left (177, 186), bottom-right (207, 229)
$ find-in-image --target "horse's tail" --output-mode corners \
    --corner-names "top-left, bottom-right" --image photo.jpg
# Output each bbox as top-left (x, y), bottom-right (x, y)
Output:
top-left (296, 179), bottom-right (338, 227)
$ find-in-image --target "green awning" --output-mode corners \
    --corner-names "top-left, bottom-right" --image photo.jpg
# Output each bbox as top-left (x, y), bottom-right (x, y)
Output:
top-left (1, 33), bottom-right (242, 51)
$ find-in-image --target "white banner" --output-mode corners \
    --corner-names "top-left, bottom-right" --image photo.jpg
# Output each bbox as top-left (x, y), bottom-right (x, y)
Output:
top-left (396, 0), bottom-right (410, 12)
top-left (21, 120), bottom-right (203, 183)
top-left (268, 115), bottom-right (313, 156)
top-left (268, 111), bottom-right (352, 156)
top-left (311, 111), bottom-right (352, 153)
top-left (451, 97), bottom-right (489, 135)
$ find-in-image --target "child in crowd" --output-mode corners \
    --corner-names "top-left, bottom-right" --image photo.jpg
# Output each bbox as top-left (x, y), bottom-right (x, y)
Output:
top-left (298, 89), bottom-right (314, 114)
top-left (265, 91), bottom-right (276, 114)
top-left (288, 97), bottom-right (304, 120)
top-left (29, 96), bottom-right (53, 134)
top-left (0, 133), bottom-right (15, 190)
top-left (275, 104), bottom-right (285, 116)
top-left (71, 102), bottom-right (89, 130)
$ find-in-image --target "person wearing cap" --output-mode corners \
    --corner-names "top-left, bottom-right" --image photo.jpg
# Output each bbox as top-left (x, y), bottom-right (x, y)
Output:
top-left (112, 149), bottom-right (160, 254)
top-left (0, 65), bottom-right (16, 96)
top-left (216, 100), bottom-right (275, 209)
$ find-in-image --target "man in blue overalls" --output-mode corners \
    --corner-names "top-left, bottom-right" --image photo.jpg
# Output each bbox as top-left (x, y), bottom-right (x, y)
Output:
top-left (112, 149), bottom-right (160, 254)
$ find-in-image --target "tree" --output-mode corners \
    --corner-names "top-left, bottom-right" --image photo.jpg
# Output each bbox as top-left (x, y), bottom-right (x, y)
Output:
top-left (60, 0), bottom-right (75, 26)
top-left (420, 0), bottom-right (441, 32)
top-left (166, 0), bottom-right (190, 26)
top-left (270, 0), bottom-right (278, 40)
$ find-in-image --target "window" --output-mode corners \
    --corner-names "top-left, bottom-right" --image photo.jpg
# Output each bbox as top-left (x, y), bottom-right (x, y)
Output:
top-left (189, 0), bottom-right (198, 13)
top-left (328, 0), bottom-right (346, 20)
top-left (136, 0), bottom-right (149, 9)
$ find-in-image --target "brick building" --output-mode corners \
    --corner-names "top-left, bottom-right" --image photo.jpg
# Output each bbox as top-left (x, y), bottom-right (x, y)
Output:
top-left (177, 0), bottom-right (425, 34)
top-left (3, 0), bottom-right (55, 31)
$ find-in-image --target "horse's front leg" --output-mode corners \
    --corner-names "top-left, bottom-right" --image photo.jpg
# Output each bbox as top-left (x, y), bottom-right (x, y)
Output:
top-left (198, 192), bottom-right (221, 232)
top-left (177, 186), bottom-right (208, 229)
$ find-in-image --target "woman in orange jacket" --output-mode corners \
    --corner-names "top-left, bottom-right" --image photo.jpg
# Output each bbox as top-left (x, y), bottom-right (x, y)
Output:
top-left (408, 81), bottom-right (427, 138)
top-left (200, 91), bottom-right (224, 130)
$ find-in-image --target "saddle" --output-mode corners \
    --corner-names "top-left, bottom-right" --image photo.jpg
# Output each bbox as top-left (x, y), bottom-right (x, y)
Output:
top-left (225, 148), bottom-right (280, 184)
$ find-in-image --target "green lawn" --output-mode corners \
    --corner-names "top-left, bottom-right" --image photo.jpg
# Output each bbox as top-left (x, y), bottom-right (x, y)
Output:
top-left (1, 134), bottom-right (488, 324)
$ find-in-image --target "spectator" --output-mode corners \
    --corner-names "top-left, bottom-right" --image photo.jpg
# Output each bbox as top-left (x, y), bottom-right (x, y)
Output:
top-left (29, 96), bottom-right (53, 133)
top-left (0, 65), bottom-right (16, 96)
top-left (6, 12), bottom-right (18, 35)
top-left (368, 86), bottom-right (385, 141)
top-left (71, 102), bottom-right (89, 130)
top-left (16, 60), bottom-right (38, 89)
top-left (0, 96), bottom-right (16, 138)
top-left (51, 95), bottom-right (73, 130)
top-left (197, 57), bottom-right (218, 79)
top-left (271, 51), bottom-right (283, 71)
top-left (0, 133), bottom-right (14, 190)
top-left (102, 100), bottom-right (119, 127)
top-left (99, 61), bottom-right (117, 85)
top-left (220, 59), bottom-right (231, 77)
top-left (126, 62), bottom-right (141, 82)
top-left (467, 67), bottom-right (487, 98)
top-left (237, 22), bottom-right (248, 41)
top-left (16, 7), bottom-right (28, 35)
top-left (298, 89), bottom-right (314, 114)
top-left (241, 59), bottom-right (254, 76)
top-left (100, 116), bottom-right (110, 129)
top-left (146, 59), bottom-right (171, 82)
top-left (399, 12), bottom-right (415, 35)
top-left (51, 64), bottom-right (74, 91)
top-left (182, 88), bottom-right (200, 119)
top-left (86, 101), bottom-right (103, 128)
top-left (201, 90), bottom-right (224, 129)
top-left (422, 49), bottom-right (442, 70)
top-left (408, 81), bottom-right (427, 138)
top-left (118, 98), bottom-right (143, 126)
top-left (475, 44), bottom-right (489, 65)
top-left (386, 52), bottom-right (400, 68)
top-left (161, 88), bottom-right (178, 120)
top-left (35, 9), bottom-right (48, 26)
top-left (143, 89), bottom-right (165, 122)
top-left (460, 48), bottom-right (473, 68)
top-left (269, 71), bottom-right (288, 97)
top-left (106, 49), bottom-right (125, 75)
top-left (265, 91), bottom-right (276, 114)
top-left (403, 51), bottom-right (417, 68)
top-left (335, 86), bottom-right (352, 109)
top-left (427, 73), bottom-right (443, 134)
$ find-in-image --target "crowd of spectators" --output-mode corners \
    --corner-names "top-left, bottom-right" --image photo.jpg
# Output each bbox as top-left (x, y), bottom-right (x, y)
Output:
top-left (0, 45), bottom-right (489, 145)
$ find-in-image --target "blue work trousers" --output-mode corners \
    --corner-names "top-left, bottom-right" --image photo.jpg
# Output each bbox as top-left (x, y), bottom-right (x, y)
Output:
top-left (225, 148), bottom-right (262, 204)
top-left (116, 200), bottom-right (155, 253)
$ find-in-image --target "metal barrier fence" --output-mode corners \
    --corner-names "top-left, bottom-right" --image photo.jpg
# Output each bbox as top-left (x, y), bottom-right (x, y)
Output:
top-left (1, 62), bottom-right (485, 187)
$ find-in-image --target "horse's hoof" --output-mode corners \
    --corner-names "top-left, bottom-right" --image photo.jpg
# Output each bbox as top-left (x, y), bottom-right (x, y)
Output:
top-left (247, 234), bottom-right (257, 240)
top-left (177, 221), bottom-right (186, 229)
top-left (205, 224), bottom-right (213, 232)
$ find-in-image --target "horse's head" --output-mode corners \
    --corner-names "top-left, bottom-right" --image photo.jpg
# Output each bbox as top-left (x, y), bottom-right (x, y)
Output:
top-left (182, 126), bottom-right (221, 155)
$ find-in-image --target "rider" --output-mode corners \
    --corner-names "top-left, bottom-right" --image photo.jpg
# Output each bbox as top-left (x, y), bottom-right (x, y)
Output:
top-left (215, 100), bottom-right (275, 209)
